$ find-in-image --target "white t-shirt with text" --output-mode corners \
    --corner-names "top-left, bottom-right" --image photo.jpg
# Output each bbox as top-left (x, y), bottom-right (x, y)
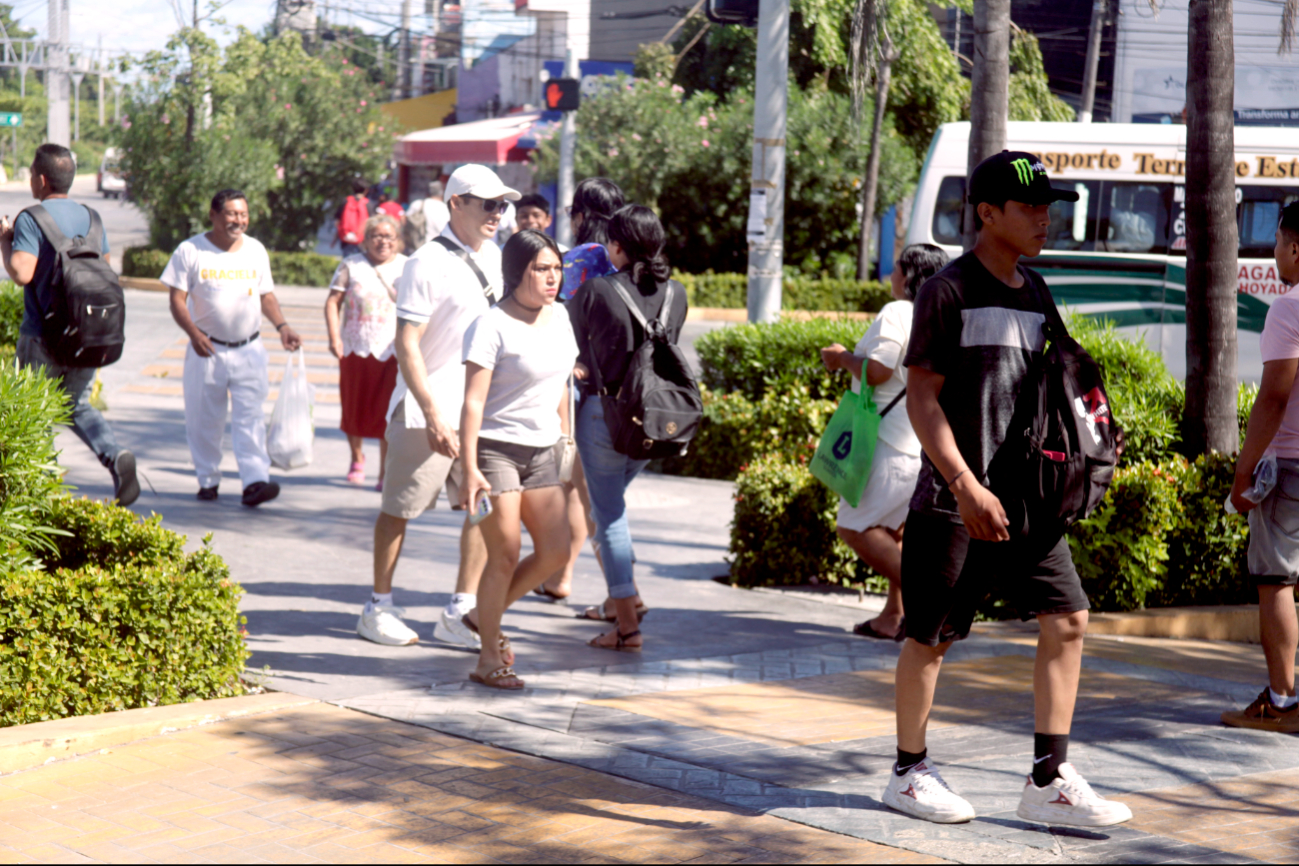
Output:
top-left (851, 300), bottom-right (920, 456)
top-left (462, 303), bottom-right (578, 448)
top-left (160, 234), bottom-right (274, 343)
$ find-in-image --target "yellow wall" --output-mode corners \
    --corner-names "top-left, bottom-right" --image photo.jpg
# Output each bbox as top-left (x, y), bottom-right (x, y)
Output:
top-left (380, 90), bottom-right (458, 133)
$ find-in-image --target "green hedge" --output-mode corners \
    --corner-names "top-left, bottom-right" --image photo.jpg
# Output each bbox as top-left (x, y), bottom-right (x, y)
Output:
top-left (122, 246), bottom-right (339, 288)
top-left (0, 361), bottom-right (71, 569)
top-left (0, 279), bottom-right (21, 351)
top-left (694, 317), bottom-right (869, 402)
top-left (1, 499), bottom-right (249, 727)
top-left (675, 271), bottom-right (891, 312)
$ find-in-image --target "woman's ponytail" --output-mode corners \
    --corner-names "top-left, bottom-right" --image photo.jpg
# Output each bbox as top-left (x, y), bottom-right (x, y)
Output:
top-left (609, 205), bottom-right (669, 293)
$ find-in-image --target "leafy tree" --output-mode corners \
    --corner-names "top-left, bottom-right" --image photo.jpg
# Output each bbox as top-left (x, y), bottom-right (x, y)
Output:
top-left (1008, 29), bottom-right (1076, 122)
top-left (120, 28), bottom-right (392, 252)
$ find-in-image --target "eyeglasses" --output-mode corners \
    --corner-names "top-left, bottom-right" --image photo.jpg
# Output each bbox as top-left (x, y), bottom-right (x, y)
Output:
top-left (369, 234), bottom-right (398, 243)
top-left (460, 194), bottom-right (509, 215)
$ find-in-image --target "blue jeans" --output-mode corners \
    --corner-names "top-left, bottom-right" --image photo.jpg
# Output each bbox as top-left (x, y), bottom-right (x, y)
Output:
top-left (17, 334), bottom-right (121, 468)
top-left (576, 396), bottom-right (648, 600)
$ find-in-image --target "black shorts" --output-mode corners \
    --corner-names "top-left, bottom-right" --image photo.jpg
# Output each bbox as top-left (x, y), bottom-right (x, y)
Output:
top-left (900, 508), bottom-right (1090, 646)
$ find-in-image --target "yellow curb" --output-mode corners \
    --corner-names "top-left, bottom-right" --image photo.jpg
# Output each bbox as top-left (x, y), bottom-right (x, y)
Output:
top-left (0, 693), bottom-right (318, 775)
top-left (687, 307), bottom-right (876, 323)
top-left (1080, 604), bottom-right (1299, 644)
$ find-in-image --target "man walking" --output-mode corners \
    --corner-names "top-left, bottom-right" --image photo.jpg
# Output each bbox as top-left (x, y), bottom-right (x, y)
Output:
top-left (883, 152), bottom-right (1132, 827)
top-left (1225, 201), bottom-right (1299, 733)
top-left (161, 189), bottom-right (302, 507)
top-left (0, 143), bottom-right (138, 506)
top-left (408, 180), bottom-right (450, 247)
top-left (358, 164), bottom-right (519, 649)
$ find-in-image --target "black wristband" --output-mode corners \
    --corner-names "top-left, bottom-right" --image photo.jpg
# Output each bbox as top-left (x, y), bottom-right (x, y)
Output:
top-left (275, 322), bottom-right (288, 331)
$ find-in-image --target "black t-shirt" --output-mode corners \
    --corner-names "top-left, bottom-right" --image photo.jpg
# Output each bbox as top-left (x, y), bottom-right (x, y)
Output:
top-left (904, 252), bottom-right (1054, 520)
top-left (571, 271), bottom-right (688, 395)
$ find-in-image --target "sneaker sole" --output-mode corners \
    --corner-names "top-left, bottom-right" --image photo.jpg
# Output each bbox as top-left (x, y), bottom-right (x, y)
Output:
top-left (433, 620), bottom-right (481, 651)
top-left (357, 623), bottom-right (418, 646)
top-left (115, 452), bottom-right (140, 507)
top-left (1016, 802), bottom-right (1132, 827)
top-left (881, 788), bottom-right (976, 824)
top-left (1221, 712), bottom-right (1299, 734)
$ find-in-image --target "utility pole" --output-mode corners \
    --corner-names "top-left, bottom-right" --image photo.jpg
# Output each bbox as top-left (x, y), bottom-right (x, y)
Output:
top-left (97, 34), bottom-right (104, 128)
top-left (961, 0), bottom-right (1010, 250)
top-left (1078, 0), bottom-right (1104, 122)
top-left (112, 80), bottom-right (123, 124)
top-left (556, 49), bottom-right (578, 248)
top-left (745, 0), bottom-right (788, 323)
top-left (399, 0), bottom-right (413, 99)
top-left (71, 64), bottom-right (83, 140)
top-left (47, 0), bottom-right (70, 148)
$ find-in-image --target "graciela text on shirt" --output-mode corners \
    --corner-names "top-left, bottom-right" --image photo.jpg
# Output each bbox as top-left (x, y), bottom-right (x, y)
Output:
top-left (200, 267), bottom-right (259, 282)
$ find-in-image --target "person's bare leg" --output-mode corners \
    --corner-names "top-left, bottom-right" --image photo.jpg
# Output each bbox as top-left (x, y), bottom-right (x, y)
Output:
top-left (540, 483), bottom-right (585, 598)
top-left (1034, 610), bottom-right (1088, 734)
top-left (503, 485), bottom-right (574, 606)
top-left (472, 493), bottom-right (522, 684)
top-left (590, 597), bottom-right (643, 649)
top-left (1259, 584), bottom-right (1298, 696)
top-left (347, 434), bottom-right (365, 466)
top-left (896, 638), bottom-right (951, 752)
top-left (840, 525), bottom-right (904, 637)
top-left (378, 437), bottom-right (389, 486)
top-left (457, 517), bottom-right (487, 596)
top-left (373, 511), bottom-right (408, 594)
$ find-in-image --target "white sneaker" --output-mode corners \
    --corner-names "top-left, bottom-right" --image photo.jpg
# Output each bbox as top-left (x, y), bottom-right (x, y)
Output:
top-left (433, 606), bottom-right (481, 651)
top-left (356, 603), bottom-right (419, 646)
top-left (1017, 763), bottom-right (1133, 827)
top-left (881, 760), bottom-right (977, 823)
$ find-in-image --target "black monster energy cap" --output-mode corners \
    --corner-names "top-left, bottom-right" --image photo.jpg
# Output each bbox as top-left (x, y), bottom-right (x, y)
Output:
top-left (969, 150), bottom-right (1080, 206)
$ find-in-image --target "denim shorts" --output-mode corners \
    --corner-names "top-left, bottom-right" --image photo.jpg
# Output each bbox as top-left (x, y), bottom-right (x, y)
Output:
top-left (478, 438), bottom-right (561, 495)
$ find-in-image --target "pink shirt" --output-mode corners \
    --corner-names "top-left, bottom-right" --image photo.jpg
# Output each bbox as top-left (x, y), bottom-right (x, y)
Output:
top-left (1260, 287), bottom-right (1299, 458)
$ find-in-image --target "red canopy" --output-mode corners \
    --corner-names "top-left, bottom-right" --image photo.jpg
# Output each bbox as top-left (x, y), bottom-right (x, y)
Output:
top-left (394, 112), bottom-right (541, 166)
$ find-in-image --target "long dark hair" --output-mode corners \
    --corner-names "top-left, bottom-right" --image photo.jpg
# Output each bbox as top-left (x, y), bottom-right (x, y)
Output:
top-left (572, 177), bottom-right (625, 246)
top-left (501, 229), bottom-right (561, 299)
top-left (896, 243), bottom-right (949, 300)
top-left (608, 205), bottom-right (670, 294)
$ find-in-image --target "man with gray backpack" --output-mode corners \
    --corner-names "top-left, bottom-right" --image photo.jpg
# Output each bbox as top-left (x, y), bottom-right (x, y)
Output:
top-left (0, 143), bottom-right (138, 507)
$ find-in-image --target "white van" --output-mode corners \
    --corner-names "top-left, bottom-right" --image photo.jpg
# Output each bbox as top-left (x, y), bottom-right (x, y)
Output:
top-left (97, 147), bottom-right (125, 198)
top-left (905, 121), bottom-right (1299, 382)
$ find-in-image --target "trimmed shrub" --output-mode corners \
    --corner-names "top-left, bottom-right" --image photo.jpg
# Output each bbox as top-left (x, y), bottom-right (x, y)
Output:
top-left (1159, 453), bottom-right (1252, 607)
top-left (0, 498), bottom-right (249, 727)
top-left (728, 453), bottom-right (859, 588)
top-left (121, 246), bottom-right (171, 279)
top-left (0, 363), bottom-right (71, 569)
top-left (0, 279), bottom-right (21, 350)
top-left (694, 317), bottom-right (870, 402)
top-left (121, 247), bottom-right (339, 288)
top-left (675, 271), bottom-right (891, 313)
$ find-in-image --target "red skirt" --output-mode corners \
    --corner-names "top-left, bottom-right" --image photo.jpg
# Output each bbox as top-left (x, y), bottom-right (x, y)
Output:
top-left (340, 353), bottom-right (399, 439)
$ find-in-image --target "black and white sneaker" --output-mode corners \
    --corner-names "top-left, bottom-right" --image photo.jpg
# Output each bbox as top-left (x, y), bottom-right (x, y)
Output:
top-left (197, 486), bottom-right (219, 501)
top-left (241, 481), bottom-right (280, 507)
top-left (111, 450), bottom-right (140, 507)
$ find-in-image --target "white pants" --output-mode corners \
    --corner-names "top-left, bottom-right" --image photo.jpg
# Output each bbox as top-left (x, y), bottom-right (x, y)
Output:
top-left (183, 339), bottom-right (271, 490)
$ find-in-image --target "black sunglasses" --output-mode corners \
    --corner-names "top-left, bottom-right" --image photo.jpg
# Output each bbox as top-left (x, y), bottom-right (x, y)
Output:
top-left (459, 194), bottom-right (509, 215)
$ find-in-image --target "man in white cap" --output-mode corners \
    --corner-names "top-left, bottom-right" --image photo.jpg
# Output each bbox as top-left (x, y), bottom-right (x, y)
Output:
top-left (358, 164), bottom-right (520, 649)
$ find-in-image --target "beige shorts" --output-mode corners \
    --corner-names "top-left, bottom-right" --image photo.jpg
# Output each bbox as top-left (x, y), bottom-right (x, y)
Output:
top-left (381, 402), bottom-right (464, 519)
top-left (836, 439), bottom-right (921, 533)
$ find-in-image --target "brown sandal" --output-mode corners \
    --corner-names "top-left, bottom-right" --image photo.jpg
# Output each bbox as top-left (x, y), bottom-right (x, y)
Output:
top-left (469, 666), bottom-right (525, 690)
top-left (462, 614), bottom-right (514, 664)
top-left (588, 629), bottom-right (642, 653)
top-left (577, 601), bottom-right (649, 623)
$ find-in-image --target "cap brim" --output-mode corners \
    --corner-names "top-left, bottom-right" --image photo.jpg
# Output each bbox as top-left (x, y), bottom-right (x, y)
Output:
top-left (1010, 188), bottom-right (1080, 206)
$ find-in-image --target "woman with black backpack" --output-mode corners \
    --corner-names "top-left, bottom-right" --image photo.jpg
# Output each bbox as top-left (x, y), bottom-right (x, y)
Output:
top-left (570, 205), bottom-right (689, 652)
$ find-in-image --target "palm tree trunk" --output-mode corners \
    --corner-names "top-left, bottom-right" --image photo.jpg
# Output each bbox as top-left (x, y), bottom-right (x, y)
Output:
top-left (856, 39), bottom-right (897, 280)
top-left (962, 0), bottom-right (1011, 251)
top-left (1183, 0), bottom-right (1239, 454)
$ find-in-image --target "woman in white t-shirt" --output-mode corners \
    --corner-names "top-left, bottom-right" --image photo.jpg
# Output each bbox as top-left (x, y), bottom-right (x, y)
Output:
top-left (324, 214), bottom-right (407, 489)
top-left (820, 244), bottom-right (949, 641)
top-left (459, 229), bottom-right (579, 690)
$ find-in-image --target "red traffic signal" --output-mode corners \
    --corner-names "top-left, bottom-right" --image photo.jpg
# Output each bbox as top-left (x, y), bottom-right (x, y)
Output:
top-left (544, 78), bottom-right (581, 112)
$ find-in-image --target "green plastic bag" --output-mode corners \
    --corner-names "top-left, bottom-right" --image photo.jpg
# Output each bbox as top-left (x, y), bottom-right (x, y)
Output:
top-left (810, 387), bottom-right (882, 508)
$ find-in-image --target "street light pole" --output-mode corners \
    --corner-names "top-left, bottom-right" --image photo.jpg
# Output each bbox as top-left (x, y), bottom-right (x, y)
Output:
top-left (556, 49), bottom-right (577, 248)
top-left (745, 0), bottom-right (788, 324)
top-left (399, 0), bottom-right (413, 99)
top-left (1078, 0), bottom-right (1104, 122)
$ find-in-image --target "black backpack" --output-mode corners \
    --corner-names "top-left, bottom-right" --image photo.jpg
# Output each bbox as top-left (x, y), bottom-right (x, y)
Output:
top-left (26, 204), bottom-right (124, 368)
top-left (988, 278), bottom-right (1118, 530)
top-left (594, 276), bottom-right (703, 460)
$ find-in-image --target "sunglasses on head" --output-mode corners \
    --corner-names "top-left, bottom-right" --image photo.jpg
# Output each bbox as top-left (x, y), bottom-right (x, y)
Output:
top-left (459, 194), bottom-right (509, 215)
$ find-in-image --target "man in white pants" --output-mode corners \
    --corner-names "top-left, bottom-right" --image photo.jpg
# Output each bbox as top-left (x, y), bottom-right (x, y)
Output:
top-left (161, 189), bottom-right (303, 507)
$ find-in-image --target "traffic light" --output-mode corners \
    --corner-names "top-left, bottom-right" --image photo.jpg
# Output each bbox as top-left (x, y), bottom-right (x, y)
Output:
top-left (706, 0), bottom-right (758, 26)
top-left (544, 78), bottom-right (581, 112)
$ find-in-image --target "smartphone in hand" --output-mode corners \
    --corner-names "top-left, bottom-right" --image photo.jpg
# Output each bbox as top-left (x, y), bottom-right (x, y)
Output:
top-left (468, 491), bottom-right (493, 525)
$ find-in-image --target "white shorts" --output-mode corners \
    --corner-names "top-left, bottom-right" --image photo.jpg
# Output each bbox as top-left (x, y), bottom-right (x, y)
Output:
top-left (837, 439), bottom-right (921, 533)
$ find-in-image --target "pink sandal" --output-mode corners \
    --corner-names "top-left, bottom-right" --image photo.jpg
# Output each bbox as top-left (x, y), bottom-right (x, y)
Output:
top-left (346, 461), bottom-right (365, 484)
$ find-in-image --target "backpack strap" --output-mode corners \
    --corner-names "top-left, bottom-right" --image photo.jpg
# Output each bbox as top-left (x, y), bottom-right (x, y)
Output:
top-left (22, 204), bottom-right (74, 253)
top-left (1026, 268), bottom-right (1068, 342)
top-left (432, 236), bottom-right (493, 299)
top-left (84, 208), bottom-right (105, 256)
top-left (879, 387), bottom-right (906, 418)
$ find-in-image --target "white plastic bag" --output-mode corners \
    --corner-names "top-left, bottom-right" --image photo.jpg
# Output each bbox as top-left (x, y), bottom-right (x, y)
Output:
top-left (267, 349), bottom-right (314, 470)
top-left (1225, 450), bottom-right (1277, 514)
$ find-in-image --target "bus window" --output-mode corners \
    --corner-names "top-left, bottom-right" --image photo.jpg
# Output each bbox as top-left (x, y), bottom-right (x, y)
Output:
top-left (1044, 181), bottom-right (1099, 251)
top-left (1098, 182), bottom-right (1168, 254)
top-left (932, 176), bottom-right (965, 246)
top-left (1238, 186), bottom-right (1299, 258)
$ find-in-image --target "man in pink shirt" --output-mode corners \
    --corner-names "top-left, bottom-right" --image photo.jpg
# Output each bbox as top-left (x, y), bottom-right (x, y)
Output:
top-left (1227, 201), bottom-right (1299, 733)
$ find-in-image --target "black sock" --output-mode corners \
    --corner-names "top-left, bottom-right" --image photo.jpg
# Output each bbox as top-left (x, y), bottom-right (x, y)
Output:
top-left (1032, 733), bottom-right (1069, 787)
top-left (896, 747), bottom-right (927, 776)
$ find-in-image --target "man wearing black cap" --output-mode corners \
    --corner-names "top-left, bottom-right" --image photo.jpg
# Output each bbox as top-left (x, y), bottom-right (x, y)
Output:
top-left (880, 152), bottom-right (1133, 828)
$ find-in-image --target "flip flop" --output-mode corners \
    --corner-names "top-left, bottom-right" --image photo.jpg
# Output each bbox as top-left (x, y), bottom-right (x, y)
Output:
top-left (533, 586), bottom-right (570, 603)
top-left (853, 617), bottom-right (906, 642)
top-left (469, 666), bottom-right (525, 690)
top-left (588, 629), bottom-right (642, 653)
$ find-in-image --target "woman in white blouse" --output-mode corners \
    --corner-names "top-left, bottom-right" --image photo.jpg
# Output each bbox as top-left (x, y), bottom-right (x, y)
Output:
top-left (820, 244), bottom-right (949, 641)
top-left (324, 214), bottom-right (407, 489)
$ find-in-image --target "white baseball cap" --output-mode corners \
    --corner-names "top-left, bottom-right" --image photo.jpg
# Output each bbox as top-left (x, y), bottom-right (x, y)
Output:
top-left (445, 164), bottom-right (521, 202)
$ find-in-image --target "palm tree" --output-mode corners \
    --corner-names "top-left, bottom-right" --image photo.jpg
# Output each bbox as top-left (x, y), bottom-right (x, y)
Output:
top-left (961, 0), bottom-right (1011, 250)
top-left (850, 0), bottom-right (900, 278)
top-left (1181, 0), bottom-right (1238, 454)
